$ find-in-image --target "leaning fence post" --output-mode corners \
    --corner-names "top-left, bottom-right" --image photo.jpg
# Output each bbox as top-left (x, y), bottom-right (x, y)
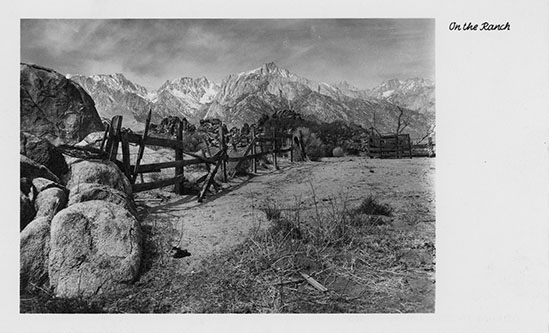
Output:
top-left (175, 118), bottom-right (185, 194)
top-left (132, 109), bottom-right (152, 183)
top-left (251, 127), bottom-right (257, 173)
top-left (219, 123), bottom-right (227, 182)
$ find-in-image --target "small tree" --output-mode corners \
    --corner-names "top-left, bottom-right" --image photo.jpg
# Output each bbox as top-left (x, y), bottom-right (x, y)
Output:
top-left (394, 107), bottom-right (411, 158)
top-left (395, 106), bottom-right (410, 135)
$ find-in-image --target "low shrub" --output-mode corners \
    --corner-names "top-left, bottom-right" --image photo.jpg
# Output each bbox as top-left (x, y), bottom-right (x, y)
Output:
top-left (352, 195), bottom-right (393, 217)
top-left (261, 200), bottom-right (282, 221)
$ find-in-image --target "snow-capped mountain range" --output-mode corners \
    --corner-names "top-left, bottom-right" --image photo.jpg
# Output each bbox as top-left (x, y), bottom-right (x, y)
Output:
top-left (68, 73), bottom-right (220, 129)
top-left (68, 62), bottom-right (434, 137)
top-left (366, 78), bottom-right (435, 116)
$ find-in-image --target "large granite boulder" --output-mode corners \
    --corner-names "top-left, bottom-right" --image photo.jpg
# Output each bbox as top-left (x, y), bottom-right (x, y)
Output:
top-left (20, 217), bottom-right (52, 290)
top-left (65, 160), bottom-right (132, 195)
top-left (48, 201), bottom-right (142, 298)
top-left (68, 183), bottom-right (137, 217)
top-left (21, 132), bottom-right (68, 178)
top-left (20, 63), bottom-right (103, 145)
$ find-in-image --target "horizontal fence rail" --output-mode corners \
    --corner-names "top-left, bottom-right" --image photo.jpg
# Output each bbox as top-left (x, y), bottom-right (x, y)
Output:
top-left (367, 130), bottom-right (413, 159)
top-left (98, 111), bottom-right (299, 201)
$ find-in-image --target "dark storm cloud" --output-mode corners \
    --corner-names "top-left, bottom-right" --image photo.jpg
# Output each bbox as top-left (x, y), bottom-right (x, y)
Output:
top-left (21, 19), bottom-right (434, 90)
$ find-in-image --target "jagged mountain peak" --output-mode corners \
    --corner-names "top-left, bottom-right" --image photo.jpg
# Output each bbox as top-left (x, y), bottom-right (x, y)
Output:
top-left (368, 77), bottom-right (435, 115)
top-left (71, 72), bottom-right (149, 98)
top-left (156, 76), bottom-right (219, 100)
top-left (238, 62), bottom-right (294, 79)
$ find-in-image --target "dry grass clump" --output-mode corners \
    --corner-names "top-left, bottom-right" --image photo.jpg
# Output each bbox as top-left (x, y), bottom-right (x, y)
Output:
top-left (352, 195), bottom-right (393, 217)
top-left (20, 292), bottom-right (104, 313)
top-left (165, 192), bottom-right (434, 313)
top-left (260, 199), bottom-right (282, 221)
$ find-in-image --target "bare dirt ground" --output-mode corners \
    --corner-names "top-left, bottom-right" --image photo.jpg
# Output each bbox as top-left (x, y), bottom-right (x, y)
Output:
top-left (137, 156), bottom-right (434, 272)
top-left (123, 156), bottom-right (435, 313)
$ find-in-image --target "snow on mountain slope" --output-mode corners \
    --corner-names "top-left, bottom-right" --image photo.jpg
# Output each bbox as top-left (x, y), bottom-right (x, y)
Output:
top-left (367, 78), bottom-right (435, 115)
top-left (69, 73), bottom-right (220, 125)
top-left (67, 62), bottom-right (434, 139)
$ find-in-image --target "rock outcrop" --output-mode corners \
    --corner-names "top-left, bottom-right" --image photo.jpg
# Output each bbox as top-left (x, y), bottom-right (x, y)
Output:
top-left (21, 155), bottom-right (143, 298)
top-left (48, 201), bottom-right (142, 298)
top-left (21, 132), bottom-right (69, 178)
top-left (20, 63), bottom-right (104, 145)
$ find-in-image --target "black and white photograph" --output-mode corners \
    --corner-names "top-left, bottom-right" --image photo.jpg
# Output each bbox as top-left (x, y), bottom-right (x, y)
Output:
top-left (19, 18), bottom-right (436, 314)
top-left (4, 0), bottom-right (549, 331)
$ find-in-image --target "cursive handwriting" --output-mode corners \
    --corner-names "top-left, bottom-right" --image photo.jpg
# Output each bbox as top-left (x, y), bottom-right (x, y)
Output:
top-left (449, 21), bottom-right (510, 31)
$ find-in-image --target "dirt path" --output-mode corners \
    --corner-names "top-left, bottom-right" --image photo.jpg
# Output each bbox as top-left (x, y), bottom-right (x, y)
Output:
top-left (135, 156), bottom-right (435, 274)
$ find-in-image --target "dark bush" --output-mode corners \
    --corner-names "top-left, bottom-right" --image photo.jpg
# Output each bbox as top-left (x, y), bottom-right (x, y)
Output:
top-left (353, 195), bottom-right (393, 217)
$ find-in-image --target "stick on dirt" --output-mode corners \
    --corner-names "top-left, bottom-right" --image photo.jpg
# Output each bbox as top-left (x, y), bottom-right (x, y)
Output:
top-left (299, 271), bottom-right (328, 292)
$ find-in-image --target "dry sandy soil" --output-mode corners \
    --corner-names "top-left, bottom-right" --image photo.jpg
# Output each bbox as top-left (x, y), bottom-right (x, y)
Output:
top-left (134, 155), bottom-right (435, 294)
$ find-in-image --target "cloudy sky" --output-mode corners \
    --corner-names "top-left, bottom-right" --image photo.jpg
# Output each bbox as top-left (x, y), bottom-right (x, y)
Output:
top-left (20, 19), bottom-right (434, 90)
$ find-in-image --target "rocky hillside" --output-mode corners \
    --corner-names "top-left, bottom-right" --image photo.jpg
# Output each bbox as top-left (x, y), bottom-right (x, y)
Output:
top-left (68, 73), bottom-right (153, 131)
top-left (20, 63), bottom-right (104, 145)
top-left (69, 73), bottom-right (219, 128)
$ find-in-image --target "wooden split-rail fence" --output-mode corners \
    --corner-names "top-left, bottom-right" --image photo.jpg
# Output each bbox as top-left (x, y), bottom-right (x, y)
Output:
top-left (100, 111), bottom-right (299, 202)
top-left (367, 127), bottom-right (413, 159)
top-left (367, 127), bottom-right (436, 158)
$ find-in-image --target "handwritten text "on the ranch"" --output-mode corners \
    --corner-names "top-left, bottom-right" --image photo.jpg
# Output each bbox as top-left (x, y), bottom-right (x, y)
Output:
top-left (449, 22), bottom-right (510, 31)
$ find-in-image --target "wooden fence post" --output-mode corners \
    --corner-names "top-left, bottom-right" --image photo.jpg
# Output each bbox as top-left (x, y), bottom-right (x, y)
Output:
top-left (251, 127), bottom-right (257, 173)
top-left (272, 127), bottom-right (278, 169)
top-left (108, 115), bottom-right (123, 161)
top-left (407, 134), bottom-right (412, 159)
top-left (121, 130), bottom-right (131, 178)
top-left (380, 139), bottom-right (384, 159)
top-left (175, 118), bottom-right (185, 194)
top-left (219, 123), bottom-right (227, 182)
top-left (132, 109), bottom-right (152, 183)
top-left (100, 122), bottom-right (110, 151)
top-left (298, 129), bottom-right (307, 160)
top-left (396, 135), bottom-right (400, 159)
top-left (198, 148), bottom-right (226, 203)
top-left (289, 131), bottom-right (294, 162)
